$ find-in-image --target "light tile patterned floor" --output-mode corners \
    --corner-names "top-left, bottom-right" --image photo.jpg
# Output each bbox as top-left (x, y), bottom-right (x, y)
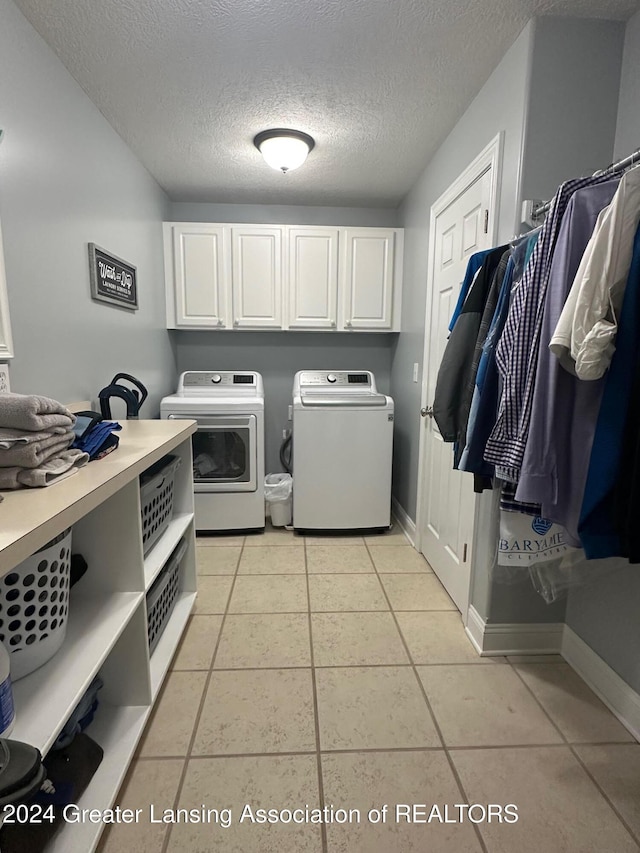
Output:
top-left (99, 524), bottom-right (640, 853)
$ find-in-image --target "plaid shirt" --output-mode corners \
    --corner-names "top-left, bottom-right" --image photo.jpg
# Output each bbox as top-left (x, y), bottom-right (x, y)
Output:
top-left (484, 173), bottom-right (621, 482)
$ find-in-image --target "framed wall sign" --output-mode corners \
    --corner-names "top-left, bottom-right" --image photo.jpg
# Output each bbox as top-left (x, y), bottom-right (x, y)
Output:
top-left (88, 244), bottom-right (138, 310)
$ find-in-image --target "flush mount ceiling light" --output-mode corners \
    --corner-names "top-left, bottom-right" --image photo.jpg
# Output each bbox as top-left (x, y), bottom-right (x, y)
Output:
top-left (253, 129), bottom-right (315, 174)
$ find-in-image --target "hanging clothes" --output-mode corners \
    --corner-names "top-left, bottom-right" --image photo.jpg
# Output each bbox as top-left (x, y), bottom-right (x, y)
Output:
top-left (447, 248), bottom-right (494, 332)
top-left (515, 180), bottom-right (619, 544)
top-left (459, 231), bottom-right (539, 485)
top-left (483, 171), bottom-right (624, 483)
top-left (431, 148), bottom-right (640, 596)
top-left (578, 224), bottom-right (640, 559)
top-left (550, 165), bottom-right (640, 381)
top-left (432, 245), bottom-right (507, 459)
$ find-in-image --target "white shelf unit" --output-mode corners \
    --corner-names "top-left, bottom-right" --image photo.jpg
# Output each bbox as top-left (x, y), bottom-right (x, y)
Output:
top-left (0, 420), bottom-right (197, 853)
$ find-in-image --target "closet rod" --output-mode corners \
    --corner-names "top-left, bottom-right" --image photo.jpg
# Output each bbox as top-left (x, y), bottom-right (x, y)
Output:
top-left (531, 145), bottom-right (640, 220)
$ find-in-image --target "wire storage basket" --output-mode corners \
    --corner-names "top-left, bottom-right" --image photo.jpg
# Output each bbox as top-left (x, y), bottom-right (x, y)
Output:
top-left (140, 455), bottom-right (181, 556)
top-left (146, 538), bottom-right (187, 656)
top-left (0, 528), bottom-right (72, 681)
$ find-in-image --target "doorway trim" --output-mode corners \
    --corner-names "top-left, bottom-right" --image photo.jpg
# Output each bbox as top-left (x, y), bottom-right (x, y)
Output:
top-left (415, 132), bottom-right (503, 620)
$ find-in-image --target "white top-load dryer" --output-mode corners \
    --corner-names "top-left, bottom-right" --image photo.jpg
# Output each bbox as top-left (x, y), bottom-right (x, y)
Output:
top-left (292, 370), bottom-right (393, 532)
top-left (161, 371), bottom-right (265, 532)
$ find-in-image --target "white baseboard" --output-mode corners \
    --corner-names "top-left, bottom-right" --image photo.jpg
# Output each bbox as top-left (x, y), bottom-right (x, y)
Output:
top-left (391, 497), bottom-right (416, 546)
top-left (465, 605), bottom-right (564, 656)
top-left (561, 626), bottom-right (640, 742)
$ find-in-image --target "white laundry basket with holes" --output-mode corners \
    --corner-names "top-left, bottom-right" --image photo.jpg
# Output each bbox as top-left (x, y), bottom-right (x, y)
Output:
top-left (140, 455), bottom-right (181, 555)
top-left (147, 538), bottom-right (186, 655)
top-left (0, 528), bottom-right (72, 681)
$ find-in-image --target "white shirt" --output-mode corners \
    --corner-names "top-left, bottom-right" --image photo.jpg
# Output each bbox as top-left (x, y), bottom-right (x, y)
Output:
top-left (550, 165), bottom-right (640, 380)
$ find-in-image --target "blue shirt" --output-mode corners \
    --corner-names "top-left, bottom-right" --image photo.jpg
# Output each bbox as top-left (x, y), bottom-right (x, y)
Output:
top-left (579, 224), bottom-right (640, 558)
top-left (448, 249), bottom-right (494, 332)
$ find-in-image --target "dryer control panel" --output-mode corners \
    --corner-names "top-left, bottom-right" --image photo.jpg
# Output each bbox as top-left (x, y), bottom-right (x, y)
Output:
top-left (181, 371), bottom-right (257, 388)
top-left (298, 371), bottom-right (373, 387)
top-left (176, 371), bottom-right (264, 397)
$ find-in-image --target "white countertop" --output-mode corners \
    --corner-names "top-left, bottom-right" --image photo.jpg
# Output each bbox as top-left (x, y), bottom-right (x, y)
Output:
top-left (0, 419), bottom-right (196, 573)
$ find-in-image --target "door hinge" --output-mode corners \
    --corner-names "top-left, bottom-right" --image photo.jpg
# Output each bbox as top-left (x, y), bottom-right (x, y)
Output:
top-left (483, 210), bottom-right (489, 234)
top-left (463, 543), bottom-right (468, 562)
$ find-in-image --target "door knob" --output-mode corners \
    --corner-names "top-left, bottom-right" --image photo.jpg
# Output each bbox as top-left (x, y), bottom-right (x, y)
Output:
top-left (420, 406), bottom-right (434, 418)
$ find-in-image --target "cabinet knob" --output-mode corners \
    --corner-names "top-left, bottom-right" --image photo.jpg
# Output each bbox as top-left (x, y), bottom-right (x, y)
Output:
top-left (330, 320), bottom-right (336, 328)
top-left (234, 319), bottom-right (239, 327)
top-left (217, 319), bottom-right (224, 327)
top-left (346, 320), bottom-right (353, 328)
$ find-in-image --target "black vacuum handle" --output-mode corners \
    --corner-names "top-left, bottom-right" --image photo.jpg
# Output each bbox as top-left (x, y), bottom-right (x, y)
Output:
top-left (110, 374), bottom-right (148, 410)
top-left (99, 385), bottom-right (136, 419)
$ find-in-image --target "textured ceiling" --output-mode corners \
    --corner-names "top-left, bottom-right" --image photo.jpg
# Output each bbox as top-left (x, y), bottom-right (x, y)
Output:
top-left (13, 0), bottom-right (640, 207)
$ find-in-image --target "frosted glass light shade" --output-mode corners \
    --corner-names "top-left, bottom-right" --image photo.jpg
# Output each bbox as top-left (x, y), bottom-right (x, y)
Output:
top-left (254, 129), bottom-right (315, 173)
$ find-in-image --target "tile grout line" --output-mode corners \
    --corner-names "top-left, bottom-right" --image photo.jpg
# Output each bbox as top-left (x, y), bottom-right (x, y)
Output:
top-left (172, 660), bottom-right (520, 672)
top-left (136, 739), bottom-right (636, 763)
top-left (199, 573), bottom-right (432, 578)
top-left (508, 660), bottom-right (640, 847)
top-left (363, 539), bottom-right (490, 853)
top-left (160, 535), bottom-right (246, 853)
top-left (215, 606), bottom-right (453, 616)
top-left (304, 535), bottom-right (330, 853)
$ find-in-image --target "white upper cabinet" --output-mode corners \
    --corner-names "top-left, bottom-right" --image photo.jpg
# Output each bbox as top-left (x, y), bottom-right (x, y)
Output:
top-left (287, 228), bottom-right (339, 329)
top-left (340, 228), bottom-right (402, 331)
top-left (231, 227), bottom-right (283, 328)
top-left (164, 222), bottom-right (403, 332)
top-left (166, 224), bottom-right (229, 328)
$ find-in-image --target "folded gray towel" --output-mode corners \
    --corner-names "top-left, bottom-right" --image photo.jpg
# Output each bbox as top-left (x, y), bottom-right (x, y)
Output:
top-left (0, 449), bottom-right (89, 489)
top-left (0, 427), bottom-right (72, 447)
top-left (0, 431), bottom-right (75, 468)
top-left (0, 393), bottom-right (75, 432)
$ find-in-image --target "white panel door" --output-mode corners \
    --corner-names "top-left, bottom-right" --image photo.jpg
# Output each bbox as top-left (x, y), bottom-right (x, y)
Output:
top-left (231, 227), bottom-right (283, 328)
top-left (288, 228), bottom-right (339, 329)
top-left (418, 167), bottom-right (494, 613)
top-left (172, 225), bottom-right (229, 328)
top-left (341, 228), bottom-right (395, 330)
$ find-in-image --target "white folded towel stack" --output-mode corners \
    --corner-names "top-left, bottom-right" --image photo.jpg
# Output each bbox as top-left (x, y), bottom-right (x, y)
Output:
top-left (0, 393), bottom-right (89, 494)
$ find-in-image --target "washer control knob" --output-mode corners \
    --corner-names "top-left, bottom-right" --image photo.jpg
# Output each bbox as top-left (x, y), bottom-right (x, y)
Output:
top-left (327, 373), bottom-right (337, 383)
top-left (211, 374), bottom-right (222, 384)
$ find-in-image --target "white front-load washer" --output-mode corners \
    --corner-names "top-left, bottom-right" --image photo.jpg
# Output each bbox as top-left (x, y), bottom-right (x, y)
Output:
top-left (292, 370), bottom-right (393, 531)
top-left (161, 371), bottom-right (265, 532)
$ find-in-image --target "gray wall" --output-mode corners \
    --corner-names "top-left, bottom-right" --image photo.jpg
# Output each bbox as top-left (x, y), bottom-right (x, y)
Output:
top-left (170, 202), bottom-right (399, 227)
top-left (171, 200), bottom-right (400, 473)
top-left (174, 331), bottom-right (395, 473)
top-left (520, 18), bottom-right (623, 203)
top-left (390, 22), bottom-right (539, 622)
top-left (565, 8), bottom-right (640, 694)
top-left (391, 21), bottom-right (534, 524)
top-left (614, 9), bottom-right (640, 160)
top-left (0, 0), bottom-right (175, 416)
top-left (485, 16), bottom-right (623, 626)
top-left (391, 16), bottom-right (625, 625)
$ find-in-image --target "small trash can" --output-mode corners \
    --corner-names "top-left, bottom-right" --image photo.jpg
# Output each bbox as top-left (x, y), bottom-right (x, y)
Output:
top-left (264, 473), bottom-right (293, 527)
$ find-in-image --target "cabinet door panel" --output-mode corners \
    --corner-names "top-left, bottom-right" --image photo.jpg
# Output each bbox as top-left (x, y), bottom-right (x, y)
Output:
top-left (232, 228), bottom-right (283, 328)
top-left (288, 228), bottom-right (338, 329)
top-left (342, 229), bottom-right (395, 330)
top-left (172, 225), bottom-right (228, 327)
